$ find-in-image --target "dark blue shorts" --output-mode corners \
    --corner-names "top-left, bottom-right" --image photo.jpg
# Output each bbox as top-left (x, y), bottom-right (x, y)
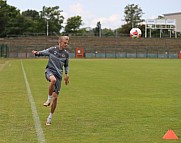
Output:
top-left (45, 69), bottom-right (62, 95)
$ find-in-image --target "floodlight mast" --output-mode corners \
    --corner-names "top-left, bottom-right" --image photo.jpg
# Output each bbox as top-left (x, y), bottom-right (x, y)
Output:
top-left (97, 21), bottom-right (101, 37)
top-left (44, 16), bottom-right (50, 36)
top-left (46, 19), bottom-right (49, 36)
top-left (46, 16), bottom-right (50, 36)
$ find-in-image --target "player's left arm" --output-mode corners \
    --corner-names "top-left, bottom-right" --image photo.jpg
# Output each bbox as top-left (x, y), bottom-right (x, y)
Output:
top-left (64, 73), bottom-right (69, 85)
top-left (64, 53), bottom-right (69, 85)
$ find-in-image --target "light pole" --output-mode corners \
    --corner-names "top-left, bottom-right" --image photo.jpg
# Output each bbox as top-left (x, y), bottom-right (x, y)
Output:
top-left (46, 17), bottom-right (50, 36)
top-left (46, 20), bottom-right (48, 36)
top-left (97, 21), bottom-right (101, 37)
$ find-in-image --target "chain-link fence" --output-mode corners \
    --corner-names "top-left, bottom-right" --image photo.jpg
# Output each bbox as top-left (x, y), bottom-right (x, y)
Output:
top-left (84, 47), bottom-right (178, 59)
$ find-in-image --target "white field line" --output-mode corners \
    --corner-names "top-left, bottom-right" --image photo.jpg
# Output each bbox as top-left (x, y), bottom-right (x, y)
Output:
top-left (21, 61), bottom-right (46, 143)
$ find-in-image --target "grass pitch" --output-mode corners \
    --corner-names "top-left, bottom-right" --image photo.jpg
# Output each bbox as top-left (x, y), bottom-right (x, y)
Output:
top-left (1, 58), bottom-right (181, 143)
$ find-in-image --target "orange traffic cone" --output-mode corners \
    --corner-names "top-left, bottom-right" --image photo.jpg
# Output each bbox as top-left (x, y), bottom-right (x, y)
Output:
top-left (163, 129), bottom-right (178, 140)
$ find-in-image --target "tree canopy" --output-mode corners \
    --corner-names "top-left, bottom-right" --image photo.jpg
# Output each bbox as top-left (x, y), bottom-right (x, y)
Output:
top-left (117, 4), bottom-right (144, 36)
top-left (0, 0), bottom-right (65, 37)
top-left (64, 16), bottom-right (83, 34)
top-left (0, 1), bottom-right (146, 37)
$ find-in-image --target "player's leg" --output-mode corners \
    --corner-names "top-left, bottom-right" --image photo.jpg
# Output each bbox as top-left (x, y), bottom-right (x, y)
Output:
top-left (46, 92), bottom-right (58, 125)
top-left (46, 77), bottom-right (61, 125)
top-left (48, 75), bottom-right (56, 96)
top-left (51, 92), bottom-right (58, 113)
top-left (44, 71), bottom-right (56, 106)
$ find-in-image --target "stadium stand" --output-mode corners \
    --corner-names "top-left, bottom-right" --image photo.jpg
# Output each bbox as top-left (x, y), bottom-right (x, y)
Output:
top-left (0, 36), bottom-right (181, 58)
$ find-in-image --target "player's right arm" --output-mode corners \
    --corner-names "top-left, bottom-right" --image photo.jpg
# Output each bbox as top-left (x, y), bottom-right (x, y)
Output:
top-left (32, 50), bottom-right (40, 56)
top-left (32, 48), bottom-right (51, 56)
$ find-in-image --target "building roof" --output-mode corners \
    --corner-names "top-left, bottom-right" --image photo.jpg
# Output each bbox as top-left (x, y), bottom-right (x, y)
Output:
top-left (163, 12), bottom-right (181, 16)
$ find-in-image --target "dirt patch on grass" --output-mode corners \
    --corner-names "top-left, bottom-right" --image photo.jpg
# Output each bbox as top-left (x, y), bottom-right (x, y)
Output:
top-left (0, 60), bottom-right (9, 72)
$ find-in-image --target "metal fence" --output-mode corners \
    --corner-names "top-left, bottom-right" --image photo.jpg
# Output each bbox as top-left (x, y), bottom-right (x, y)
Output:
top-left (84, 47), bottom-right (179, 59)
top-left (0, 44), bottom-right (8, 57)
top-left (1, 44), bottom-right (179, 59)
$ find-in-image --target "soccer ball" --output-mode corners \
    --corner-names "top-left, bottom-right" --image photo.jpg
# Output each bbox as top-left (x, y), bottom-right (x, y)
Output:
top-left (130, 28), bottom-right (142, 39)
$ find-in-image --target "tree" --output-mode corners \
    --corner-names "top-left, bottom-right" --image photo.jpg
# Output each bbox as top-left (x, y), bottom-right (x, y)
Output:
top-left (3, 4), bottom-right (22, 36)
top-left (22, 10), bottom-right (41, 34)
top-left (64, 16), bottom-right (83, 34)
top-left (0, 0), bottom-right (23, 36)
top-left (0, 2), bottom-right (66, 36)
top-left (40, 6), bottom-right (64, 35)
top-left (117, 4), bottom-right (144, 36)
top-left (124, 4), bottom-right (144, 29)
top-left (22, 9), bottom-right (40, 20)
top-left (102, 28), bottom-right (114, 37)
top-left (117, 23), bottom-right (131, 35)
top-left (0, 0), bottom-right (8, 36)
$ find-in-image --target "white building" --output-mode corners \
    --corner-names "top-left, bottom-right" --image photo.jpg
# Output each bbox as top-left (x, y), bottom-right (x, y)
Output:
top-left (163, 12), bottom-right (181, 32)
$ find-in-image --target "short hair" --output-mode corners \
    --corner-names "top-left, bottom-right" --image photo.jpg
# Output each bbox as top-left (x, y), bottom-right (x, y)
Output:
top-left (59, 36), bottom-right (69, 41)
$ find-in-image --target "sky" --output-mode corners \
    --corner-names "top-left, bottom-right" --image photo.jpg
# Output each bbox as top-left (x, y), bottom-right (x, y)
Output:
top-left (6, 0), bottom-right (181, 29)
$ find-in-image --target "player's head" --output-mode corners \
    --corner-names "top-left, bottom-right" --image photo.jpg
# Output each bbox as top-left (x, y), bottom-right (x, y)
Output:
top-left (58, 36), bottom-right (69, 49)
top-left (59, 36), bottom-right (69, 42)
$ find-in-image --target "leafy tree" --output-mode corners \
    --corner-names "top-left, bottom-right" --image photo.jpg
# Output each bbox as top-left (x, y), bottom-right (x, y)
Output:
top-left (124, 4), bottom-right (144, 29)
top-left (22, 9), bottom-right (39, 20)
top-left (74, 27), bottom-right (94, 36)
top-left (102, 28), bottom-right (114, 37)
top-left (22, 10), bottom-right (41, 33)
top-left (0, 2), bottom-right (66, 36)
top-left (0, 0), bottom-right (21, 36)
top-left (0, 0), bottom-right (8, 36)
top-left (3, 4), bottom-right (22, 36)
top-left (40, 6), bottom-right (64, 35)
top-left (0, 2), bottom-right (86, 37)
top-left (117, 23), bottom-right (131, 35)
top-left (117, 4), bottom-right (144, 36)
top-left (64, 16), bottom-right (83, 33)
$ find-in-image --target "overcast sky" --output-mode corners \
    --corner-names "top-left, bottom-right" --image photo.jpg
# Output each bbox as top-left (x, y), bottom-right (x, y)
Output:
top-left (6, 0), bottom-right (181, 29)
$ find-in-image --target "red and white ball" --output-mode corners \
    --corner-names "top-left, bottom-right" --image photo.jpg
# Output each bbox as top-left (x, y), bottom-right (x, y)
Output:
top-left (130, 28), bottom-right (142, 39)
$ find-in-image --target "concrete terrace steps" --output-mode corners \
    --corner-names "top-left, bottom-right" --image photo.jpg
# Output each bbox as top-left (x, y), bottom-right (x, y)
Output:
top-left (0, 36), bottom-right (181, 50)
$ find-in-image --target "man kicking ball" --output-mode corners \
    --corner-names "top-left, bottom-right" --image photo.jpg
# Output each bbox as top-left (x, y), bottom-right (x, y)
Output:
top-left (32, 36), bottom-right (70, 125)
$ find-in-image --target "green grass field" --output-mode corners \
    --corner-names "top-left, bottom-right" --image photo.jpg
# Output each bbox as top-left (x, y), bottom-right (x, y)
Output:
top-left (1, 58), bottom-right (181, 143)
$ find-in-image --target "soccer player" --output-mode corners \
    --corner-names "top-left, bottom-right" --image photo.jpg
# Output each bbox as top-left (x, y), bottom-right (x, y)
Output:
top-left (32, 36), bottom-right (70, 125)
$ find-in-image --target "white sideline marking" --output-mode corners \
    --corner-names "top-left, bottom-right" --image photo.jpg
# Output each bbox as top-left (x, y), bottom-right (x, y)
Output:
top-left (21, 61), bottom-right (46, 143)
